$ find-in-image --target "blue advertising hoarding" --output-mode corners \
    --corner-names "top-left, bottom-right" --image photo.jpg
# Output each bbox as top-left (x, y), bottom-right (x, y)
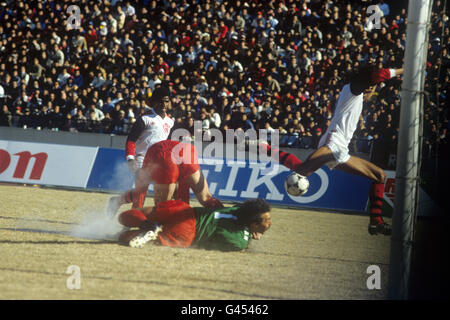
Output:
top-left (86, 147), bottom-right (371, 212)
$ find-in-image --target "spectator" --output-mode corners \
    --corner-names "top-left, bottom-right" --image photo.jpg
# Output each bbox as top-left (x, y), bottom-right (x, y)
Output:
top-left (101, 113), bottom-right (114, 134)
top-left (242, 113), bottom-right (255, 131)
top-left (266, 74), bottom-right (281, 95)
top-left (48, 105), bottom-right (64, 131)
top-left (377, 0), bottom-right (390, 17)
top-left (50, 44), bottom-right (64, 67)
top-left (74, 109), bottom-right (87, 132)
top-left (113, 110), bottom-right (128, 135)
top-left (0, 0), bottom-right (445, 169)
top-left (57, 68), bottom-right (71, 87)
top-left (85, 104), bottom-right (105, 122)
top-left (0, 105), bottom-right (12, 126)
top-left (86, 109), bottom-right (101, 132)
top-left (208, 107), bottom-right (221, 129)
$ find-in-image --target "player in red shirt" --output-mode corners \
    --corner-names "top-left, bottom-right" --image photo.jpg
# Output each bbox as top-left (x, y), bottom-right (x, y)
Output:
top-left (108, 139), bottom-right (223, 217)
top-left (117, 198), bottom-right (272, 251)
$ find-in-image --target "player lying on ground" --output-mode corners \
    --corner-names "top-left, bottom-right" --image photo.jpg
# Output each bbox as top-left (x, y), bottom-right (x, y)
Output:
top-left (108, 139), bottom-right (223, 217)
top-left (125, 86), bottom-right (174, 182)
top-left (117, 198), bottom-right (272, 251)
top-left (256, 64), bottom-right (403, 235)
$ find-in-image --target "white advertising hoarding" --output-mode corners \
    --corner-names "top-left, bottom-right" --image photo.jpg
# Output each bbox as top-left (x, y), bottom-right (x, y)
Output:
top-left (0, 140), bottom-right (98, 188)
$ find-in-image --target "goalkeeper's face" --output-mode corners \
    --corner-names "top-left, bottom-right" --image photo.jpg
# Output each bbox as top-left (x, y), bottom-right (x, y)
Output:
top-left (249, 212), bottom-right (272, 240)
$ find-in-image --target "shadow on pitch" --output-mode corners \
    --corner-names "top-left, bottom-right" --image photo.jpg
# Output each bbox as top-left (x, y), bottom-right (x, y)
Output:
top-left (0, 227), bottom-right (115, 245)
top-left (0, 215), bottom-right (75, 225)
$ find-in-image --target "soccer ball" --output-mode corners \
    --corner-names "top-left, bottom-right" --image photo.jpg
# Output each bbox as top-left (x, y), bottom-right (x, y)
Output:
top-left (284, 173), bottom-right (309, 196)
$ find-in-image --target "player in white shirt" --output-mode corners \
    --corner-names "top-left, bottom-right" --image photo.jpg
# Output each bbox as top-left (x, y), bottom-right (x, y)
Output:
top-left (259, 64), bottom-right (403, 235)
top-left (125, 86), bottom-right (174, 177)
top-left (108, 86), bottom-right (174, 218)
top-left (108, 86), bottom-right (223, 217)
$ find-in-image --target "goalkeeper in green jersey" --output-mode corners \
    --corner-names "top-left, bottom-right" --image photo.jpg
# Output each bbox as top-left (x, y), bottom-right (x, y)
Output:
top-left (117, 198), bottom-right (272, 251)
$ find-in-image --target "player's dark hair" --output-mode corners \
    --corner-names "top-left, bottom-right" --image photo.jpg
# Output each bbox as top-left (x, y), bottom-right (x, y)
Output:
top-left (234, 198), bottom-right (271, 227)
top-left (151, 85), bottom-right (170, 102)
top-left (349, 64), bottom-right (377, 95)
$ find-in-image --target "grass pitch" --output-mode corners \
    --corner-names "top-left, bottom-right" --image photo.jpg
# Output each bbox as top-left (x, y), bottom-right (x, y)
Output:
top-left (0, 184), bottom-right (391, 300)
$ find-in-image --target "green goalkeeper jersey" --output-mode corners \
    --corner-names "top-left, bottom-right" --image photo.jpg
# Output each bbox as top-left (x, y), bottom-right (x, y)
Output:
top-left (193, 206), bottom-right (251, 251)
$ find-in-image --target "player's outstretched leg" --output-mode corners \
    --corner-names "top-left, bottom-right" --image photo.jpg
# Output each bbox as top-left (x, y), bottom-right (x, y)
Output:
top-left (336, 156), bottom-right (391, 236)
top-left (367, 182), bottom-right (392, 236)
top-left (106, 166), bottom-right (153, 219)
top-left (259, 142), bottom-right (336, 177)
top-left (106, 188), bottom-right (146, 219)
top-left (258, 141), bottom-right (303, 173)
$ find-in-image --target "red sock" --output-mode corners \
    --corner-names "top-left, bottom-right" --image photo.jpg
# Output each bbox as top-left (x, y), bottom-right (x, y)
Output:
top-left (369, 182), bottom-right (385, 225)
top-left (260, 143), bottom-right (303, 172)
top-left (133, 191), bottom-right (146, 209)
top-left (121, 190), bottom-right (147, 209)
top-left (118, 209), bottom-right (148, 227)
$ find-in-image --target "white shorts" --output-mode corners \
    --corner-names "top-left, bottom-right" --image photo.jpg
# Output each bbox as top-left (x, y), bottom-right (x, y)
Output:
top-left (318, 130), bottom-right (351, 169)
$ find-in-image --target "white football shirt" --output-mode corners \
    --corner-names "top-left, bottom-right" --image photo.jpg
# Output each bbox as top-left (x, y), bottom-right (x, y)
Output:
top-left (134, 112), bottom-right (174, 158)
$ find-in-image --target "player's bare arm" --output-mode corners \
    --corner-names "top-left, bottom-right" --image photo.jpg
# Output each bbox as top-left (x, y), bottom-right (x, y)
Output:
top-left (184, 170), bottom-right (221, 207)
top-left (395, 68), bottom-right (404, 76)
top-left (364, 84), bottom-right (378, 101)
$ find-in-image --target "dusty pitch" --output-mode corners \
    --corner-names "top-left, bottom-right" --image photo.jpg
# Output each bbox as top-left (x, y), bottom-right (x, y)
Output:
top-left (0, 184), bottom-right (391, 299)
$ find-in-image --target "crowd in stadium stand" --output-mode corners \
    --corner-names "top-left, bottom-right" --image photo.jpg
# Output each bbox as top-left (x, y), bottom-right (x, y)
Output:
top-left (0, 0), bottom-right (448, 155)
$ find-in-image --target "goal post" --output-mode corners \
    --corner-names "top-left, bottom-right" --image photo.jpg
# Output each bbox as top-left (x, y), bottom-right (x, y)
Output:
top-left (388, 0), bottom-right (434, 300)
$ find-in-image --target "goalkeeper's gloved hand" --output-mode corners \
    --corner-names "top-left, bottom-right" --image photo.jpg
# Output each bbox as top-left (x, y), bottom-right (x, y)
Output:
top-left (203, 197), bottom-right (224, 209)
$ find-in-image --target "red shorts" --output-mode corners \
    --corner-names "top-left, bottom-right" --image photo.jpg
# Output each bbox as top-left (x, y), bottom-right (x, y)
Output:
top-left (150, 200), bottom-right (196, 247)
top-left (142, 140), bottom-right (200, 184)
